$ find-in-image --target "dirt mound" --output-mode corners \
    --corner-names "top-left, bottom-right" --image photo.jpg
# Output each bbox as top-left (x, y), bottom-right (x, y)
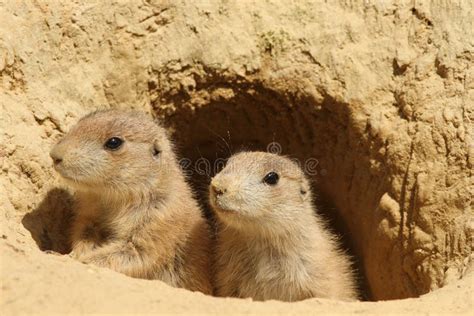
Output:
top-left (1, 0), bottom-right (472, 314)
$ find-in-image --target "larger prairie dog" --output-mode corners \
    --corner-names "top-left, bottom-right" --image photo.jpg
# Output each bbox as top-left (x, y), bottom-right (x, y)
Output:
top-left (50, 110), bottom-right (212, 294)
top-left (209, 151), bottom-right (358, 301)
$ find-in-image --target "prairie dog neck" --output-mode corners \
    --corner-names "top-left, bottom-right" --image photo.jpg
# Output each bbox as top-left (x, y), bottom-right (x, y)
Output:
top-left (74, 184), bottom-right (173, 228)
top-left (220, 209), bottom-right (321, 250)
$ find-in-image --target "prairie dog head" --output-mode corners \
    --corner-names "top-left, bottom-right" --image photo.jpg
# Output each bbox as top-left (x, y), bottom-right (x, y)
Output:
top-left (50, 110), bottom-right (176, 198)
top-left (209, 151), bottom-right (312, 231)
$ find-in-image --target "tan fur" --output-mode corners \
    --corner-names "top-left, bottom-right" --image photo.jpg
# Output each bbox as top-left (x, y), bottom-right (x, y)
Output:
top-left (209, 151), bottom-right (359, 302)
top-left (50, 110), bottom-right (212, 294)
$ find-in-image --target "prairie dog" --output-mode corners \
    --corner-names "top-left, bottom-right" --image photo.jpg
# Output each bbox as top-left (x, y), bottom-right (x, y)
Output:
top-left (50, 110), bottom-right (212, 294)
top-left (209, 151), bottom-right (358, 301)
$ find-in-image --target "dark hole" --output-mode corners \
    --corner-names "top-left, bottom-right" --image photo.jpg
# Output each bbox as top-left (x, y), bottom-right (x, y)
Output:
top-left (155, 81), bottom-right (371, 299)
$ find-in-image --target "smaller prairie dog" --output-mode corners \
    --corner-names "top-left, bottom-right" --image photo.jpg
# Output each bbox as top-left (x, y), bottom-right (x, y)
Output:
top-left (209, 151), bottom-right (358, 301)
top-left (50, 110), bottom-right (212, 294)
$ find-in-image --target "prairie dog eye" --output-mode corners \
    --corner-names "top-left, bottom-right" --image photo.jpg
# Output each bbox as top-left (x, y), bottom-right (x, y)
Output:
top-left (104, 137), bottom-right (124, 150)
top-left (263, 172), bottom-right (279, 185)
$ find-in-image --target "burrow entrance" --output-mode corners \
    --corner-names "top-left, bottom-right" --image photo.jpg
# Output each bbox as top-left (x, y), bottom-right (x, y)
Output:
top-left (22, 71), bottom-right (428, 302)
top-left (151, 74), bottom-right (378, 300)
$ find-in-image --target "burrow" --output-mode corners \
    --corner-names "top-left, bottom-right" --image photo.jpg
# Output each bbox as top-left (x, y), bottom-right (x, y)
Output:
top-left (151, 69), bottom-right (391, 301)
top-left (24, 69), bottom-right (431, 302)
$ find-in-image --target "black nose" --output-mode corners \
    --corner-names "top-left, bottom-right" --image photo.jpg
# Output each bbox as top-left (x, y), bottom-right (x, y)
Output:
top-left (212, 184), bottom-right (226, 196)
top-left (50, 152), bottom-right (63, 165)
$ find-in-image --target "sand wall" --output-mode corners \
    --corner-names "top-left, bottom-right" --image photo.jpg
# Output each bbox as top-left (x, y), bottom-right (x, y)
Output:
top-left (1, 0), bottom-right (472, 313)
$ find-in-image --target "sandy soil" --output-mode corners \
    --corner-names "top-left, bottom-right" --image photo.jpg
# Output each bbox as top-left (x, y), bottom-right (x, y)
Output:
top-left (1, 0), bottom-right (472, 314)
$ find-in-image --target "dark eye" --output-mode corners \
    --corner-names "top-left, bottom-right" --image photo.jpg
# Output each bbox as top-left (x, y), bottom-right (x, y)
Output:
top-left (104, 137), bottom-right (123, 150)
top-left (263, 172), bottom-right (279, 185)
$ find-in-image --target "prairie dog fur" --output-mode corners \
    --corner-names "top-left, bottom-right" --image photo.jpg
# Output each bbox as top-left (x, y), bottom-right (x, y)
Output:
top-left (209, 151), bottom-right (358, 301)
top-left (50, 110), bottom-right (212, 294)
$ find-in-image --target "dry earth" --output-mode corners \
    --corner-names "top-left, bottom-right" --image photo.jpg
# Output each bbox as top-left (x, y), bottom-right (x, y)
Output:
top-left (1, 0), bottom-right (473, 314)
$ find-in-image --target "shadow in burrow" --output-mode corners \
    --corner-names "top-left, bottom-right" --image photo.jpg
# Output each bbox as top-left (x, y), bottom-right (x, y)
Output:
top-left (153, 79), bottom-right (375, 300)
top-left (22, 188), bottom-right (75, 254)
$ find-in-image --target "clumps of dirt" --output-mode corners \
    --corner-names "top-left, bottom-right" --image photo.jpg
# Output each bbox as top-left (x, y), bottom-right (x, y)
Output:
top-left (1, 0), bottom-right (472, 314)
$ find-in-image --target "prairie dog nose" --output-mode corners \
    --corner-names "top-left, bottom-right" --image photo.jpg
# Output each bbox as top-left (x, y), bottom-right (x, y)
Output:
top-left (50, 148), bottom-right (63, 165)
top-left (211, 181), bottom-right (226, 196)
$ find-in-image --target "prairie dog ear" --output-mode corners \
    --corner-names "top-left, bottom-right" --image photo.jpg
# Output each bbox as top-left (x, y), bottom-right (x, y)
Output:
top-left (152, 139), bottom-right (162, 158)
top-left (300, 178), bottom-right (310, 202)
